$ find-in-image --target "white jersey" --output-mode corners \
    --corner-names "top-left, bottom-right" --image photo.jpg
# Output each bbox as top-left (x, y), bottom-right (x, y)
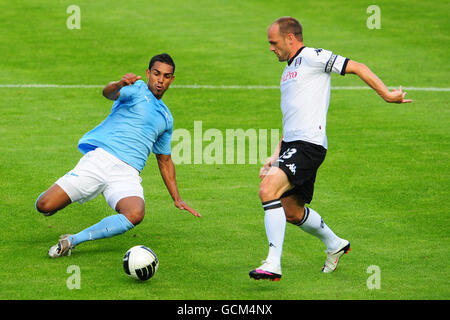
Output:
top-left (280, 46), bottom-right (349, 149)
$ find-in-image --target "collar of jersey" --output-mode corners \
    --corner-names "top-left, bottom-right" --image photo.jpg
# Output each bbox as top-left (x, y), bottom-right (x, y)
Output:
top-left (287, 46), bottom-right (306, 66)
top-left (144, 86), bottom-right (172, 123)
top-left (144, 86), bottom-right (167, 108)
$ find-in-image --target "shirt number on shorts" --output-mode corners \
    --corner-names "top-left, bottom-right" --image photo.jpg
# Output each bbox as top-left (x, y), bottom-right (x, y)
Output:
top-left (280, 148), bottom-right (297, 160)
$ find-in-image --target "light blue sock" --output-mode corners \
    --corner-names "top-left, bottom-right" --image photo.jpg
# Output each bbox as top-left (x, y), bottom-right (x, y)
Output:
top-left (70, 214), bottom-right (134, 247)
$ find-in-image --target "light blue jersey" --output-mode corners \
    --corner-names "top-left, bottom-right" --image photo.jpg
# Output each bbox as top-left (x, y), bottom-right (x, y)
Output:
top-left (78, 80), bottom-right (173, 172)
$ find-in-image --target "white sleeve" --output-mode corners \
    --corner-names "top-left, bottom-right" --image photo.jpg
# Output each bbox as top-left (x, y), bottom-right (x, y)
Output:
top-left (311, 48), bottom-right (349, 75)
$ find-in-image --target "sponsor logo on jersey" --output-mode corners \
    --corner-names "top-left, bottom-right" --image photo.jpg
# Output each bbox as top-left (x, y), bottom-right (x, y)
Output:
top-left (282, 71), bottom-right (298, 82)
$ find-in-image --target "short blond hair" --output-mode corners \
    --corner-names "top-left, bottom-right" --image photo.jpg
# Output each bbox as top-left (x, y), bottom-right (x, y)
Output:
top-left (273, 16), bottom-right (303, 41)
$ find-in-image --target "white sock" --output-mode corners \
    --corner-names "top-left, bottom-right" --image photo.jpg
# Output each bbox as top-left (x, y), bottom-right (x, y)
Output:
top-left (295, 207), bottom-right (341, 252)
top-left (262, 199), bottom-right (286, 266)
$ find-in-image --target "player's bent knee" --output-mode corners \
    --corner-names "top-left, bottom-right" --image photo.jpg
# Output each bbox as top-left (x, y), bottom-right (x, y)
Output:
top-left (115, 196), bottom-right (145, 225)
top-left (131, 214), bottom-right (145, 226)
top-left (281, 197), bottom-right (305, 224)
top-left (258, 186), bottom-right (269, 201)
top-left (123, 208), bottom-right (145, 226)
top-left (35, 197), bottom-right (57, 216)
top-left (36, 186), bottom-right (71, 216)
top-left (285, 214), bottom-right (301, 224)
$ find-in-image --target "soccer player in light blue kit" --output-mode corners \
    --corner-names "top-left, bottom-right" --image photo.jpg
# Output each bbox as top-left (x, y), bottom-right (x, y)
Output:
top-left (36, 53), bottom-right (200, 258)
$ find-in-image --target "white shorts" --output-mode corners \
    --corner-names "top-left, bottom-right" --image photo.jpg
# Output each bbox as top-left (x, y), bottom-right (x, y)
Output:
top-left (55, 148), bottom-right (144, 210)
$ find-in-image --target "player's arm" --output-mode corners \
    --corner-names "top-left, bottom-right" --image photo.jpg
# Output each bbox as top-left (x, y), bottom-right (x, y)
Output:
top-left (102, 73), bottom-right (141, 101)
top-left (344, 60), bottom-right (412, 103)
top-left (155, 154), bottom-right (201, 217)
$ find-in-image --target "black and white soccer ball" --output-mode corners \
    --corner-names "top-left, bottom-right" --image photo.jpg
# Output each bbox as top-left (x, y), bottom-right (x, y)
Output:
top-left (123, 245), bottom-right (159, 281)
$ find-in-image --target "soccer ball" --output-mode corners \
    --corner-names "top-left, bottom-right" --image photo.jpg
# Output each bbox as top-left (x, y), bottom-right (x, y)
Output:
top-left (123, 245), bottom-right (159, 281)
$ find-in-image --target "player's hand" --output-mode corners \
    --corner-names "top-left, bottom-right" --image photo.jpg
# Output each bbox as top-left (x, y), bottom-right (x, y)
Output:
top-left (384, 86), bottom-right (413, 104)
top-left (259, 155), bottom-right (278, 180)
top-left (119, 73), bottom-right (141, 87)
top-left (174, 199), bottom-right (201, 218)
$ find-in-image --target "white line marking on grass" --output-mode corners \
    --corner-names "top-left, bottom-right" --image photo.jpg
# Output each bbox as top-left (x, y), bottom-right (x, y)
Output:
top-left (174, 85), bottom-right (450, 91)
top-left (0, 84), bottom-right (449, 91)
top-left (0, 84), bottom-right (103, 88)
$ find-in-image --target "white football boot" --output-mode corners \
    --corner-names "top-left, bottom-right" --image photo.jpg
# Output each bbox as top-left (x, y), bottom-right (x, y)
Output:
top-left (48, 234), bottom-right (73, 258)
top-left (322, 239), bottom-right (351, 273)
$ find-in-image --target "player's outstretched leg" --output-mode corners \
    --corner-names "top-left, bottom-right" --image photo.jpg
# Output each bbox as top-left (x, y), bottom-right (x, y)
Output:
top-left (294, 207), bottom-right (350, 272)
top-left (47, 196), bottom-right (142, 258)
top-left (282, 195), bottom-right (351, 272)
top-left (48, 213), bottom-right (135, 258)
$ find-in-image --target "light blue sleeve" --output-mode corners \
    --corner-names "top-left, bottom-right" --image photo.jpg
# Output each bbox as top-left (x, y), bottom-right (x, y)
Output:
top-left (152, 128), bottom-right (173, 155)
top-left (118, 80), bottom-right (145, 102)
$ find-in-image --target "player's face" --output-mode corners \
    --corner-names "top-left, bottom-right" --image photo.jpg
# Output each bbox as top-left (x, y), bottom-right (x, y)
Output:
top-left (146, 61), bottom-right (175, 99)
top-left (267, 24), bottom-right (291, 62)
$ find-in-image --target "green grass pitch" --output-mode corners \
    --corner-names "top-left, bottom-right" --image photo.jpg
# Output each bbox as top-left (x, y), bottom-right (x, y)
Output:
top-left (0, 0), bottom-right (448, 300)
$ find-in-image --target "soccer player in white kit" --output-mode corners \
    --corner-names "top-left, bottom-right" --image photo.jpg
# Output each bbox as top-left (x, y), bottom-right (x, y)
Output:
top-left (250, 17), bottom-right (412, 281)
